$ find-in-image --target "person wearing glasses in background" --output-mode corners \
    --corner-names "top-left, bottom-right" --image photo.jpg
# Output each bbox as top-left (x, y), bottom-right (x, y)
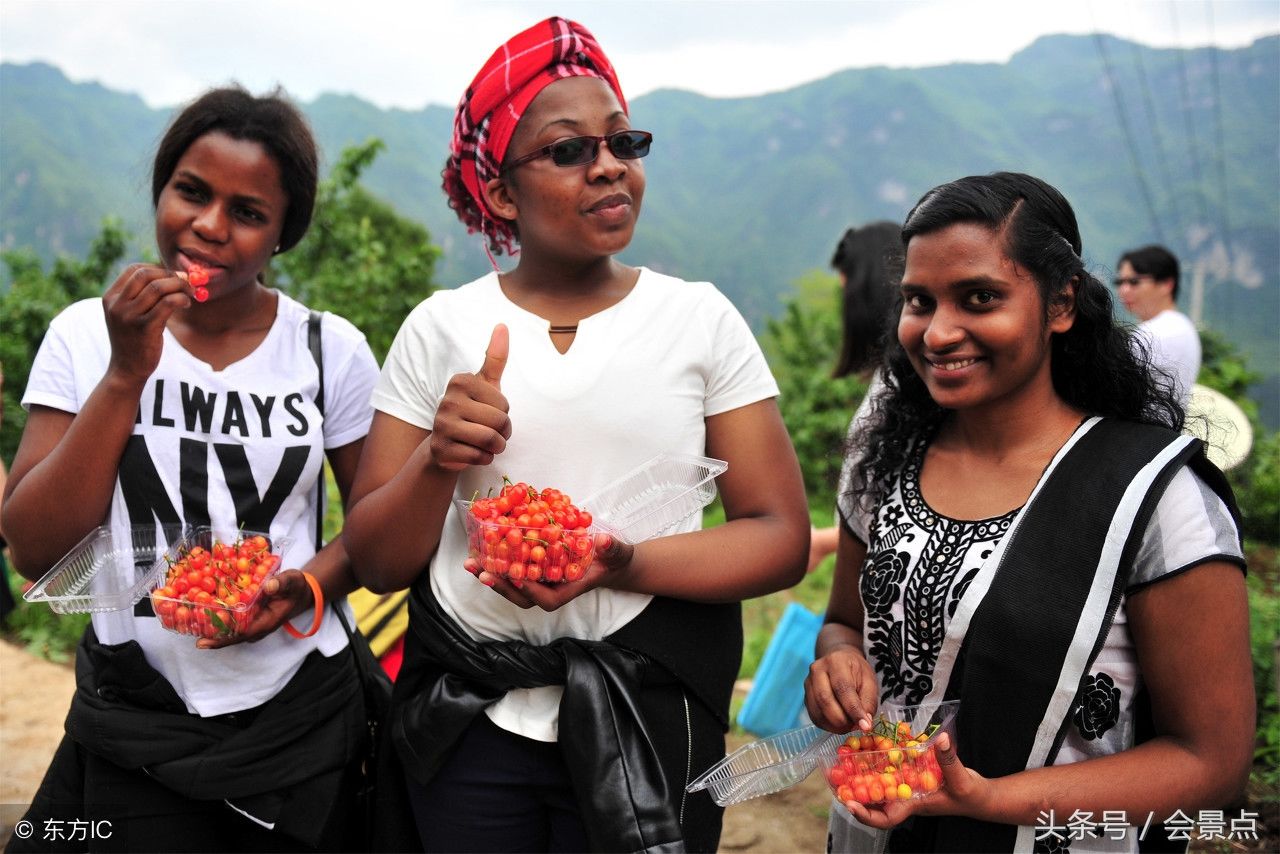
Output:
top-left (1114, 245), bottom-right (1200, 405)
top-left (341, 16), bottom-right (809, 853)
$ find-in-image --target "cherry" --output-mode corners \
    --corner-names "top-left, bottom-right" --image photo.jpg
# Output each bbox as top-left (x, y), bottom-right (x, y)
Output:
top-left (465, 480), bottom-right (596, 584)
top-left (188, 263), bottom-right (210, 302)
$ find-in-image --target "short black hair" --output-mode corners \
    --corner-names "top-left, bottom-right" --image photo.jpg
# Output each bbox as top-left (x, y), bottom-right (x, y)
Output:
top-left (151, 86), bottom-right (319, 253)
top-left (1117, 244), bottom-right (1180, 300)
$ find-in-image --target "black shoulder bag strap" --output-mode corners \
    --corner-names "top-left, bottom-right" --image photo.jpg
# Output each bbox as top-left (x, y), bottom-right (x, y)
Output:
top-left (306, 309), bottom-right (398, 849)
top-left (306, 309), bottom-right (361, 652)
top-left (308, 310), bottom-right (326, 554)
top-left (307, 310), bottom-right (360, 645)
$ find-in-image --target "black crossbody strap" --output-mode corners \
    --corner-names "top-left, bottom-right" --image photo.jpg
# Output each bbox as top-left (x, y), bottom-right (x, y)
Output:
top-left (307, 310), bottom-right (325, 554)
top-left (306, 310), bottom-right (364, 657)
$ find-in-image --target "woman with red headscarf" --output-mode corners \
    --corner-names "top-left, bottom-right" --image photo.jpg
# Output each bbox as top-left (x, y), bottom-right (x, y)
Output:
top-left (343, 16), bottom-right (810, 853)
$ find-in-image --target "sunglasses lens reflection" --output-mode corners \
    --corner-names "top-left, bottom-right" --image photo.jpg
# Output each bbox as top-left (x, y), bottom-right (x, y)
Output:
top-left (550, 137), bottom-right (595, 166)
top-left (548, 131), bottom-right (652, 166)
top-left (608, 131), bottom-right (650, 159)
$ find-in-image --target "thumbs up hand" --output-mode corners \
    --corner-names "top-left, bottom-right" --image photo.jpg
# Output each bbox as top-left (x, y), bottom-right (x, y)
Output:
top-left (476, 322), bottom-right (507, 389)
top-left (429, 324), bottom-right (513, 472)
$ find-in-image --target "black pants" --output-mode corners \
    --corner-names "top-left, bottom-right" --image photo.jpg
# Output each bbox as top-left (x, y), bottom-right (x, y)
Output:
top-left (403, 714), bottom-right (589, 853)
top-left (6, 638), bottom-right (365, 854)
top-left (8, 735), bottom-right (358, 854)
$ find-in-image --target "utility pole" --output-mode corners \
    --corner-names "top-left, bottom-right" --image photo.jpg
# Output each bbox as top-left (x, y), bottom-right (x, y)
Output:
top-left (1189, 257), bottom-right (1206, 325)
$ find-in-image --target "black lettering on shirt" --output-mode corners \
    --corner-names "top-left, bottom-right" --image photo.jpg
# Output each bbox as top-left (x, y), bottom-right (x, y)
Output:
top-left (151, 379), bottom-right (175, 428)
top-left (118, 435), bottom-right (182, 530)
top-left (181, 382), bottom-right (217, 433)
top-left (251, 394), bottom-right (275, 438)
top-left (215, 443), bottom-right (311, 532)
top-left (179, 437), bottom-right (210, 526)
top-left (222, 391), bottom-right (249, 437)
top-left (283, 393), bottom-right (309, 436)
top-left (117, 436), bottom-right (311, 540)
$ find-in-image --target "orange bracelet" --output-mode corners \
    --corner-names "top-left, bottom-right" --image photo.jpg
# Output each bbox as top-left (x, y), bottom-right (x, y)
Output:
top-left (284, 571), bottom-right (324, 639)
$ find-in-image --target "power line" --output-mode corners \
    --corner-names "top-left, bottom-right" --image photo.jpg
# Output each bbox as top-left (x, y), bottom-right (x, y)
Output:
top-left (1126, 19), bottom-right (1184, 244)
top-left (1168, 1), bottom-right (1213, 230)
top-left (1092, 31), bottom-right (1167, 245)
top-left (1205, 0), bottom-right (1234, 263)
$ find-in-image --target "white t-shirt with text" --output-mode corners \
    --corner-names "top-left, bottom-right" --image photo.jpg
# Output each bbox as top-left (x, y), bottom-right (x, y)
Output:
top-left (23, 292), bottom-right (380, 715)
top-left (371, 268), bottom-right (779, 741)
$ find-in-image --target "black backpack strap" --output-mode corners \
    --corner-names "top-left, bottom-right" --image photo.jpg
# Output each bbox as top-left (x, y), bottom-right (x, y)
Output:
top-left (307, 310), bottom-right (325, 552)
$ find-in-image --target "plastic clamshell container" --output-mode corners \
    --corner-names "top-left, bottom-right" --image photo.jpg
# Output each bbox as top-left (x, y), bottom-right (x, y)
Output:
top-left (814, 700), bottom-right (959, 809)
top-left (149, 527), bottom-right (292, 639)
top-left (583, 453), bottom-right (728, 544)
top-left (686, 724), bottom-right (837, 807)
top-left (456, 499), bottom-right (598, 584)
top-left (23, 525), bottom-right (183, 614)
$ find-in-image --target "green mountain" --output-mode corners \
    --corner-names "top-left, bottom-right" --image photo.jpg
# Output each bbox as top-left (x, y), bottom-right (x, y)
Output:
top-left (3, 34), bottom-right (1277, 421)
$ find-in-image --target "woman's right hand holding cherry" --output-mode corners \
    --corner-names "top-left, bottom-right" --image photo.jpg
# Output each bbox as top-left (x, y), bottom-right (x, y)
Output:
top-left (101, 263), bottom-right (194, 387)
top-left (804, 641), bottom-right (880, 733)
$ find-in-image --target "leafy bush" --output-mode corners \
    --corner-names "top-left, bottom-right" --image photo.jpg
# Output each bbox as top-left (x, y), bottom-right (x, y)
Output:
top-left (271, 138), bottom-right (440, 364)
top-left (3, 564), bottom-right (88, 663)
top-left (761, 270), bottom-right (870, 510)
top-left (1235, 432), bottom-right (1280, 546)
top-left (1197, 329), bottom-right (1278, 546)
top-left (1246, 566), bottom-right (1280, 799)
top-left (0, 220), bottom-right (129, 463)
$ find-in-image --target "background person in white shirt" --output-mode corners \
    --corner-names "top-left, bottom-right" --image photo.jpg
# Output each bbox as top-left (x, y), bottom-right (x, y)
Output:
top-left (1114, 244), bottom-right (1201, 404)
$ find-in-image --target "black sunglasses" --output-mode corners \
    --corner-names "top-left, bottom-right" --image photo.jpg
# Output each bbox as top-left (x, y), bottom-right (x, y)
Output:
top-left (504, 130), bottom-right (653, 172)
top-left (1112, 276), bottom-right (1154, 287)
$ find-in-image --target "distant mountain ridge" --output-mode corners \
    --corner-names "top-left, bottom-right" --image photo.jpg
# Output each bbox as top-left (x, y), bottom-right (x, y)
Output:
top-left (3, 33), bottom-right (1277, 420)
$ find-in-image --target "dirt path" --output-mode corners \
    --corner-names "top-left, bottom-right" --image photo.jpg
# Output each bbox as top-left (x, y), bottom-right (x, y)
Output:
top-left (717, 736), bottom-right (831, 852)
top-left (0, 639), bottom-right (76, 843)
top-left (0, 640), bottom-right (829, 851)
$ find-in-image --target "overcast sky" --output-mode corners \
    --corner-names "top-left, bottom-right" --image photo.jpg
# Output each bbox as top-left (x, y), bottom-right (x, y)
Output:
top-left (2, 0), bottom-right (1277, 110)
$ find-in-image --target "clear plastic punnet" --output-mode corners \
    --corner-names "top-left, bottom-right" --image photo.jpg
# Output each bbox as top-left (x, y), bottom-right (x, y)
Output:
top-left (456, 498), bottom-right (599, 584)
top-left (815, 700), bottom-right (960, 810)
top-left (148, 527), bottom-right (293, 640)
top-left (583, 452), bottom-right (728, 544)
top-left (22, 525), bottom-right (182, 614)
top-left (685, 725), bottom-right (838, 807)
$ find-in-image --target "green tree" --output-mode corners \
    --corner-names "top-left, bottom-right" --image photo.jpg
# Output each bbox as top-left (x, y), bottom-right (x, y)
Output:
top-left (761, 270), bottom-right (870, 510)
top-left (1198, 328), bottom-right (1263, 420)
top-left (1197, 328), bottom-right (1278, 545)
top-left (272, 138), bottom-right (441, 363)
top-left (0, 219), bottom-right (129, 463)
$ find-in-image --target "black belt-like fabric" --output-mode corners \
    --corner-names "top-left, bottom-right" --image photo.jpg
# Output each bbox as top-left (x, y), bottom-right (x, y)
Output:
top-left (64, 627), bottom-right (363, 848)
top-left (392, 580), bottom-right (689, 853)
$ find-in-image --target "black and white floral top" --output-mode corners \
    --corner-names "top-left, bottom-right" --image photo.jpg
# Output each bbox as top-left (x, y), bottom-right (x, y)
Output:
top-left (835, 427), bottom-right (1243, 852)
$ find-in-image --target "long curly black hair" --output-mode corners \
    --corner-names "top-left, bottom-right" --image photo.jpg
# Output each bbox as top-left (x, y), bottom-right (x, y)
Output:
top-left (851, 172), bottom-right (1185, 511)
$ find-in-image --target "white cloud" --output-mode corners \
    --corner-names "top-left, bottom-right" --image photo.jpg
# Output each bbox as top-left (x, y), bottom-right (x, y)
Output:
top-left (2, 0), bottom-right (1276, 109)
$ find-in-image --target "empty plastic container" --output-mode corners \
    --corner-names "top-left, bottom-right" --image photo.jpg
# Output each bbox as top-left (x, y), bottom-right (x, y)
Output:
top-left (584, 453), bottom-right (727, 543)
top-left (22, 525), bottom-right (182, 614)
top-left (686, 724), bottom-right (837, 806)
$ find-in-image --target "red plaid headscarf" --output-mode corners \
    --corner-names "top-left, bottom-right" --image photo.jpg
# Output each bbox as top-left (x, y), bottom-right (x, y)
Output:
top-left (443, 17), bottom-right (627, 256)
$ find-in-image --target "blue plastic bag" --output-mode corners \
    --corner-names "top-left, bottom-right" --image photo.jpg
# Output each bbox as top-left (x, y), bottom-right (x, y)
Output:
top-left (737, 602), bottom-right (823, 737)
